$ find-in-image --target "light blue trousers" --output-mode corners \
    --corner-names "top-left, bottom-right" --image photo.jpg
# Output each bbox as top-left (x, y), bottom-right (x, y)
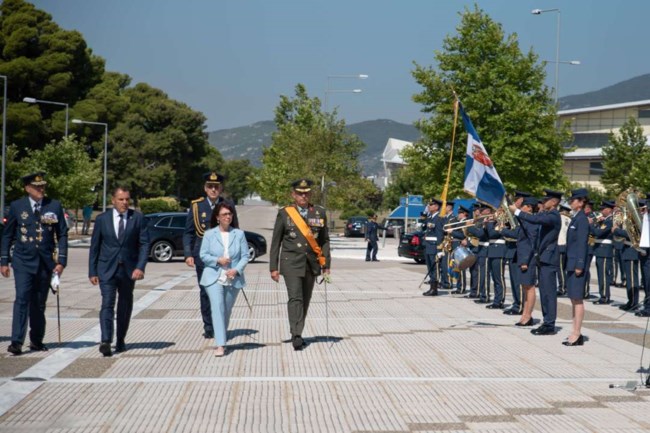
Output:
top-left (205, 282), bottom-right (240, 346)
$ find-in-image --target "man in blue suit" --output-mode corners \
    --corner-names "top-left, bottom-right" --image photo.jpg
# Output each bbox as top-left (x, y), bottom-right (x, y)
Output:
top-left (591, 201), bottom-right (615, 305)
top-left (183, 171), bottom-right (239, 339)
top-left (1, 172), bottom-right (68, 355)
top-left (510, 189), bottom-right (562, 335)
top-left (89, 187), bottom-right (149, 356)
top-left (422, 198), bottom-right (444, 296)
top-left (365, 214), bottom-right (384, 261)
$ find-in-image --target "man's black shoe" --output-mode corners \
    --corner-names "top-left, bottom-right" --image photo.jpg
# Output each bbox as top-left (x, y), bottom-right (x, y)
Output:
top-left (619, 303), bottom-right (634, 311)
top-left (365, 258), bottom-right (371, 261)
top-left (115, 340), bottom-right (126, 353)
top-left (203, 331), bottom-right (214, 339)
top-left (7, 342), bottom-right (22, 355)
top-left (292, 335), bottom-right (304, 351)
top-left (503, 309), bottom-right (521, 315)
top-left (593, 298), bottom-right (608, 305)
top-left (29, 342), bottom-right (48, 352)
top-left (371, 259), bottom-right (380, 262)
top-left (486, 303), bottom-right (504, 309)
top-left (557, 290), bottom-right (567, 296)
top-left (531, 325), bottom-right (556, 335)
top-left (99, 342), bottom-right (112, 357)
top-left (635, 309), bottom-right (650, 317)
top-left (474, 299), bottom-right (489, 304)
top-left (450, 290), bottom-right (461, 295)
top-left (464, 294), bottom-right (479, 299)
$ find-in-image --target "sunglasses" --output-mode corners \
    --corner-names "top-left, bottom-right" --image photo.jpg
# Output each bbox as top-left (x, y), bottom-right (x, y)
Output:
top-left (205, 184), bottom-right (220, 190)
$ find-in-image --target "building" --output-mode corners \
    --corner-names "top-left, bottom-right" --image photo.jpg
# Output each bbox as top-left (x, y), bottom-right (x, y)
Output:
top-left (380, 138), bottom-right (411, 187)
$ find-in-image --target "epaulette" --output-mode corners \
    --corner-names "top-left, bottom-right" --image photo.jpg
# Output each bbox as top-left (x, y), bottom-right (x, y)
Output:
top-left (191, 197), bottom-right (204, 204)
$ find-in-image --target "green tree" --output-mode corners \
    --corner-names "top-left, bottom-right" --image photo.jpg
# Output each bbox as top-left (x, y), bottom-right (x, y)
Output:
top-left (254, 84), bottom-right (366, 206)
top-left (402, 5), bottom-right (568, 202)
top-left (600, 117), bottom-right (648, 195)
top-left (221, 159), bottom-right (256, 204)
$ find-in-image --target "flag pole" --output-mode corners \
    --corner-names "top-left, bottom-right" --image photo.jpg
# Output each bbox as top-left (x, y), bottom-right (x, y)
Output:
top-left (440, 95), bottom-right (460, 216)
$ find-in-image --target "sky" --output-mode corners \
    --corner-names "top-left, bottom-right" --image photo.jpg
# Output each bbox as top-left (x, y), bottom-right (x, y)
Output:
top-left (33, 0), bottom-right (650, 131)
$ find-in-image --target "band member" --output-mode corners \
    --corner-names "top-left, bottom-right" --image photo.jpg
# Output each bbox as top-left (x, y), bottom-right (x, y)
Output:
top-left (637, 197), bottom-right (650, 317)
top-left (501, 191), bottom-right (532, 315)
top-left (422, 198), bottom-right (444, 296)
top-left (591, 201), bottom-right (615, 304)
top-left (1, 172), bottom-right (68, 355)
top-left (486, 212), bottom-right (507, 309)
top-left (467, 204), bottom-right (491, 304)
top-left (184, 171), bottom-right (239, 339)
top-left (557, 202), bottom-right (571, 296)
top-left (89, 187), bottom-right (149, 356)
top-left (450, 206), bottom-right (471, 294)
top-left (464, 205), bottom-right (482, 298)
top-left (510, 189), bottom-right (562, 335)
top-left (439, 200), bottom-right (455, 290)
top-left (269, 179), bottom-right (331, 351)
top-left (613, 203), bottom-right (625, 287)
top-left (562, 189), bottom-right (590, 346)
top-left (582, 201), bottom-right (596, 299)
top-left (613, 212), bottom-right (641, 311)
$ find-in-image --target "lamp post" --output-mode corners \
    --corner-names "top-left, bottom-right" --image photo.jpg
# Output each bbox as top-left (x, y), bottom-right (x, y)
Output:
top-left (0, 75), bottom-right (6, 214)
top-left (23, 97), bottom-right (69, 138)
top-left (325, 74), bottom-right (368, 112)
top-left (532, 8), bottom-right (561, 104)
top-left (72, 119), bottom-right (109, 211)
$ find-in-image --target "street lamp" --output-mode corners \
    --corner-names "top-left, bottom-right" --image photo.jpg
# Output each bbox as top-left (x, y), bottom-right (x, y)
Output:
top-left (532, 8), bottom-right (561, 103)
top-left (23, 97), bottom-right (69, 137)
top-left (324, 73), bottom-right (368, 112)
top-left (71, 119), bottom-right (109, 212)
top-left (0, 75), bottom-right (6, 214)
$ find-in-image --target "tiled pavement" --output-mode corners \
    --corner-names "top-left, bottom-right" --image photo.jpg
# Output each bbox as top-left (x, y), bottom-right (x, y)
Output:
top-left (1, 205), bottom-right (650, 432)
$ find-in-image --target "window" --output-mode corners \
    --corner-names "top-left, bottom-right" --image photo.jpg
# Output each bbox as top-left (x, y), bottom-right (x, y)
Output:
top-left (170, 216), bottom-right (186, 228)
top-left (589, 162), bottom-right (604, 176)
top-left (154, 216), bottom-right (171, 228)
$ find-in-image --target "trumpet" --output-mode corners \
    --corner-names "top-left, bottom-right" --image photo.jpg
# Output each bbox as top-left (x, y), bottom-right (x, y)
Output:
top-left (443, 214), bottom-right (492, 232)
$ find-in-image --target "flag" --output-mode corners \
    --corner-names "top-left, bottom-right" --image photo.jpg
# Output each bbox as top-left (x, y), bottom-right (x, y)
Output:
top-left (460, 102), bottom-right (505, 209)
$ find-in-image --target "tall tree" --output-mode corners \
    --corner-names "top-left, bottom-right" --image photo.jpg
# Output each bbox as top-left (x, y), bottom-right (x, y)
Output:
top-left (221, 159), bottom-right (256, 204)
top-left (601, 117), bottom-right (648, 195)
top-left (401, 5), bottom-right (568, 202)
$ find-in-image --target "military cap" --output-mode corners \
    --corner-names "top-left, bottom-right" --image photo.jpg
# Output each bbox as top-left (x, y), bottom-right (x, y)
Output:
top-left (22, 171), bottom-right (47, 186)
top-left (542, 189), bottom-right (563, 201)
top-left (291, 178), bottom-right (314, 192)
top-left (428, 198), bottom-right (442, 206)
top-left (522, 197), bottom-right (538, 207)
top-left (600, 200), bottom-right (615, 209)
top-left (203, 171), bottom-right (224, 184)
top-left (639, 199), bottom-right (647, 208)
top-left (569, 188), bottom-right (589, 200)
top-left (445, 200), bottom-right (455, 206)
top-left (559, 202), bottom-right (571, 212)
top-left (514, 190), bottom-right (532, 198)
top-left (458, 205), bottom-right (471, 215)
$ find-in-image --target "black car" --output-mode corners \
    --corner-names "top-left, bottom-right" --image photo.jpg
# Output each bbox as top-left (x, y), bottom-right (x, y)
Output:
top-left (145, 212), bottom-right (267, 263)
top-left (343, 216), bottom-right (368, 237)
top-left (397, 230), bottom-right (425, 264)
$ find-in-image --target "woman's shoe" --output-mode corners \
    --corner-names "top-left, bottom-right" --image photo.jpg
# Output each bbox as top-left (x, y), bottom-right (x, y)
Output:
top-left (515, 318), bottom-right (533, 327)
top-left (214, 346), bottom-right (225, 357)
top-left (562, 335), bottom-right (584, 346)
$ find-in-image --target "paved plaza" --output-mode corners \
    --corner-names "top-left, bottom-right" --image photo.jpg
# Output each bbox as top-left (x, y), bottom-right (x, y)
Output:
top-left (1, 204), bottom-right (650, 432)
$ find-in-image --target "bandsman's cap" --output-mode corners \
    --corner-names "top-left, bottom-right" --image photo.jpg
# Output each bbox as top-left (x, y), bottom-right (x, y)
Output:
top-left (203, 171), bottom-right (224, 184)
top-left (600, 201), bottom-right (615, 209)
top-left (542, 189), bottom-right (563, 201)
top-left (428, 198), bottom-right (442, 206)
top-left (22, 171), bottom-right (47, 186)
top-left (569, 188), bottom-right (589, 200)
top-left (522, 197), bottom-right (538, 207)
top-left (291, 178), bottom-right (313, 192)
top-left (458, 205), bottom-right (471, 214)
top-left (445, 200), bottom-right (455, 207)
top-left (514, 190), bottom-right (532, 198)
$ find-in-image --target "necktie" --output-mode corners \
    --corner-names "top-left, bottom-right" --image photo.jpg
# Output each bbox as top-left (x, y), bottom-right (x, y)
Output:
top-left (118, 213), bottom-right (126, 240)
top-left (34, 203), bottom-right (41, 220)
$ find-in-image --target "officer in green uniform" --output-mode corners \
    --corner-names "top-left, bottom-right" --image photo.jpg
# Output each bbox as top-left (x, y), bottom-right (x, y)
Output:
top-left (269, 179), bottom-right (331, 351)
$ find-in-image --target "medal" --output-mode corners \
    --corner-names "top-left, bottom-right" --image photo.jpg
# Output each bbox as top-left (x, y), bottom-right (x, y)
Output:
top-left (201, 212), bottom-right (206, 218)
top-left (21, 211), bottom-right (28, 220)
top-left (297, 243), bottom-right (302, 248)
top-left (21, 235), bottom-right (27, 243)
top-left (20, 227), bottom-right (27, 234)
top-left (289, 232), bottom-right (297, 238)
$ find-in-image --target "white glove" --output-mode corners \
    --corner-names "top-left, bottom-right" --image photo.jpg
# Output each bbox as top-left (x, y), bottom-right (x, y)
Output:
top-left (436, 252), bottom-right (444, 259)
top-left (50, 272), bottom-right (60, 293)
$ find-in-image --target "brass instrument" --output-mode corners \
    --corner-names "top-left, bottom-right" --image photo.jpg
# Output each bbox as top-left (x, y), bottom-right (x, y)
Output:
top-left (443, 214), bottom-right (492, 232)
top-left (615, 189), bottom-right (644, 253)
top-left (462, 226), bottom-right (479, 247)
top-left (497, 196), bottom-right (519, 230)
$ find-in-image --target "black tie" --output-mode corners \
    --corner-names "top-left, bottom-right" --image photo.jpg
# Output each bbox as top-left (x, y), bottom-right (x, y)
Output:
top-left (34, 203), bottom-right (41, 220)
top-left (118, 213), bottom-right (126, 240)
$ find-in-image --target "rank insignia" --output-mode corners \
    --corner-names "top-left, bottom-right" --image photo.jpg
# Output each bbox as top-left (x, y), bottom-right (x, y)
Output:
top-left (290, 232), bottom-right (297, 238)
top-left (21, 211), bottom-right (28, 220)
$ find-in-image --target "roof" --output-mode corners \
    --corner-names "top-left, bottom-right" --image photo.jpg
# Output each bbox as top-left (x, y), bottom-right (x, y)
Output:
top-left (559, 99), bottom-right (650, 116)
top-left (381, 138), bottom-right (413, 165)
top-left (564, 148), bottom-right (602, 160)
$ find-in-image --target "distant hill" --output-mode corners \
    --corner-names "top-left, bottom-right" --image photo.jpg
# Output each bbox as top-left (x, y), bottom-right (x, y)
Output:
top-left (208, 119), bottom-right (421, 176)
top-left (559, 73), bottom-right (650, 110)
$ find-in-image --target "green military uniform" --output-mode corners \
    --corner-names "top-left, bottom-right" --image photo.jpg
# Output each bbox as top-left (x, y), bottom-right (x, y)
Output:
top-left (269, 180), bottom-right (331, 348)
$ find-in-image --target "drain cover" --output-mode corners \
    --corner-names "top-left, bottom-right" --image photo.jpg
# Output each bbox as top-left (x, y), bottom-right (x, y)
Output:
top-left (12, 377), bottom-right (46, 382)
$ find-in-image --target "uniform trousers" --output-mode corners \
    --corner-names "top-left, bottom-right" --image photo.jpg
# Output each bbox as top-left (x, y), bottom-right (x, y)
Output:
top-left (99, 264), bottom-right (135, 343)
top-left (538, 264), bottom-right (558, 327)
top-left (365, 239), bottom-right (378, 261)
top-left (468, 259), bottom-right (479, 296)
top-left (205, 282), bottom-right (240, 346)
top-left (595, 256), bottom-right (613, 302)
top-left (284, 272), bottom-right (315, 338)
top-left (583, 254), bottom-right (594, 298)
top-left (489, 257), bottom-right (506, 305)
top-left (557, 249), bottom-right (567, 293)
top-left (12, 260), bottom-right (51, 345)
top-left (508, 259), bottom-right (523, 312)
top-left (195, 264), bottom-right (214, 334)
top-left (640, 251), bottom-right (650, 309)
top-left (477, 256), bottom-right (490, 301)
top-left (621, 260), bottom-right (640, 306)
top-left (440, 252), bottom-right (450, 288)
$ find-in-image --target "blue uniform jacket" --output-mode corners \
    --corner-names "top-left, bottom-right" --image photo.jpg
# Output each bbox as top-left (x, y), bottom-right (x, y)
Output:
top-left (183, 196), bottom-right (238, 265)
top-left (566, 211), bottom-right (589, 271)
top-left (466, 224), bottom-right (488, 257)
top-left (515, 209), bottom-right (561, 266)
top-left (1, 196), bottom-right (68, 272)
top-left (365, 221), bottom-right (384, 242)
top-left (199, 227), bottom-right (249, 289)
top-left (591, 215), bottom-right (614, 258)
top-left (88, 209), bottom-right (149, 281)
top-left (423, 213), bottom-right (444, 254)
top-left (486, 221), bottom-right (507, 258)
top-left (612, 227), bottom-right (640, 261)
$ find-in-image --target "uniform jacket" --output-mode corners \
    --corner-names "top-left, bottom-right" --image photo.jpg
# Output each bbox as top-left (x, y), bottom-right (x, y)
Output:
top-left (486, 221), bottom-right (507, 258)
top-left (466, 223), bottom-right (488, 257)
top-left (88, 209), bottom-right (149, 281)
top-left (183, 196), bottom-right (238, 265)
top-left (566, 210), bottom-right (589, 271)
top-left (270, 204), bottom-right (331, 276)
top-left (1, 196), bottom-right (68, 273)
top-left (502, 217), bottom-right (538, 267)
top-left (423, 212), bottom-right (444, 254)
top-left (450, 218), bottom-right (467, 250)
top-left (199, 227), bottom-right (248, 289)
top-left (613, 227), bottom-right (640, 261)
top-left (365, 221), bottom-right (384, 242)
top-left (515, 208), bottom-right (561, 266)
top-left (591, 215), bottom-right (614, 258)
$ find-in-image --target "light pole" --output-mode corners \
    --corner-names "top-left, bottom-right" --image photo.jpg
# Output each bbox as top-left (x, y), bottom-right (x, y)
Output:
top-left (325, 74), bottom-right (368, 112)
top-left (532, 8), bottom-right (561, 104)
top-left (72, 119), bottom-right (109, 211)
top-left (0, 75), bottom-right (6, 214)
top-left (23, 97), bottom-right (69, 138)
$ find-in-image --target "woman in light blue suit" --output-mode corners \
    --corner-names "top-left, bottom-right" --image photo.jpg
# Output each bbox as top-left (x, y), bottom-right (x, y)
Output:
top-left (200, 202), bottom-right (249, 356)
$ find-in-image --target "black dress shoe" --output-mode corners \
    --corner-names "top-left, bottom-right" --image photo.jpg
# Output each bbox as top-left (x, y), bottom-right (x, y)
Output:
top-left (365, 258), bottom-right (371, 261)
top-left (635, 309), bottom-right (650, 317)
top-left (203, 331), bottom-right (214, 339)
top-left (474, 299), bottom-right (489, 304)
top-left (450, 290), bottom-right (461, 295)
top-left (557, 290), bottom-right (567, 296)
top-left (593, 298), bottom-right (608, 305)
top-left (486, 303), bottom-right (504, 309)
top-left (29, 342), bottom-right (48, 351)
top-left (99, 342), bottom-right (112, 357)
top-left (371, 259), bottom-right (380, 262)
top-left (562, 335), bottom-right (584, 346)
top-left (503, 309), bottom-right (521, 315)
top-left (292, 335), bottom-right (304, 351)
top-left (531, 325), bottom-right (556, 335)
top-left (619, 303), bottom-right (634, 311)
top-left (464, 294), bottom-right (479, 299)
top-left (515, 318), bottom-right (534, 327)
top-left (7, 342), bottom-right (22, 355)
top-left (115, 340), bottom-right (126, 353)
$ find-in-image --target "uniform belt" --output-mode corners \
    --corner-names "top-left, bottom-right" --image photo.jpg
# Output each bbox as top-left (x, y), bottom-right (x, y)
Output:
top-left (489, 239), bottom-right (506, 244)
top-left (479, 242), bottom-right (490, 247)
top-left (594, 239), bottom-right (612, 244)
top-left (424, 236), bottom-right (437, 241)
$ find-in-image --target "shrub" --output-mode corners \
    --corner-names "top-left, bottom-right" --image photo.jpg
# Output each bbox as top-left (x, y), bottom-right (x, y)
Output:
top-left (139, 197), bottom-right (180, 214)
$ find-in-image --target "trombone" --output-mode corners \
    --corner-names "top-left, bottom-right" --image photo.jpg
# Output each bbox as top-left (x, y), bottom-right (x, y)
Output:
top-left (443, 214), bottom-right (492, 232)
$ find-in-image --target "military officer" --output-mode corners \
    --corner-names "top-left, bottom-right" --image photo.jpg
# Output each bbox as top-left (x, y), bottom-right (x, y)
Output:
top-left (510, 189), bottom-right (562, 336)
top-left (364, 214), bottom-right (384, 262)
top-left (582, 200), bottom-right (596, 299)
top-left (422, 198), bottom-right (444, 296)
top-left (464, 205), bottom-right (482, 299)
top-left (467, 203), bottom-right (491, 304)
top-left (450, 206), bottom-right (470, 294)
top-left (591, 201), bottom-right (615, 304)
top-left (637, 198), bottom-right (650, 317)
top-left (183, 171), bottom-right (239, 339)
top-left (613, 214), bottom-right (640, 311)
top-left (1, 172), bottom-right (68, 355)
top-left (269, 179), bottom-right (331, 351)
top-left (501, 191), bottom-right (532, 315)
top-left (439, 200), bottom-right (455, 290)
top-left (486, 211), bottom-right (507, 309)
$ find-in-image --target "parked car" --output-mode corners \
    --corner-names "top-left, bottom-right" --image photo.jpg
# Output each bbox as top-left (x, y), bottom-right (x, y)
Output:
top-left (144, 212), bottom-right (267, 263)
top-left (397, 230), bottom-right (425, 264)
top-left (343, 216), bottom-right (368, 237)
top-left (381, 218), bottom-right (405, 238)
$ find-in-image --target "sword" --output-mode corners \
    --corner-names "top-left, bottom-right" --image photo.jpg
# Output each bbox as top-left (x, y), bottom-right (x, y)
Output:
top-left (50, 272), bottom-right (61, 343)
top-left (240, 286), bottom-right (253, 313)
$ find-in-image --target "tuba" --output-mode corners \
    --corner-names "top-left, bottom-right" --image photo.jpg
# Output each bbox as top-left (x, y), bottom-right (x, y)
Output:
top-left (616, 189), bottom-right (644, 253)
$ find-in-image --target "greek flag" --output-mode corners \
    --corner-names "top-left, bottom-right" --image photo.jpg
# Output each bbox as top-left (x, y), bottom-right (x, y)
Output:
top-left (460, 103), bottom-right (505, 209)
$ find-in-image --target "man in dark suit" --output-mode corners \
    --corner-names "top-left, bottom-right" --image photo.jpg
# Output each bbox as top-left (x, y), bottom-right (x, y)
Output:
top-left (422, 198), bottom-right (445, 296)
top-left (183, 171), bottom-right (239, 339)
top-left (365, 214), bottom-right (384, 262)
top-left (89, 187), bottom-right (149, 356)
top-left (510, 189), bottom-right (562, 335)
top-left (591, 201), bottom-right (615, 305)
top-left (1, 172), bottom-right (68, 355)
top-left (270, 178), bottom-right (331, 351)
